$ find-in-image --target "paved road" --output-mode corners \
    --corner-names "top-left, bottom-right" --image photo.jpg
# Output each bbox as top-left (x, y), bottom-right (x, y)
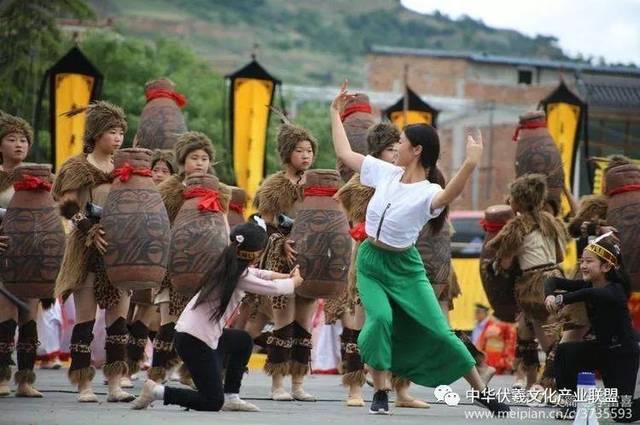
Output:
top-left (3, 369), bottom-right (623, 425)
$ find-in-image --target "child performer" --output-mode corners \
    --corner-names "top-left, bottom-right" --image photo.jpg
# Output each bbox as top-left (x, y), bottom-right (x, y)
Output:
top-left (133, 220), bottom-right (303, 412)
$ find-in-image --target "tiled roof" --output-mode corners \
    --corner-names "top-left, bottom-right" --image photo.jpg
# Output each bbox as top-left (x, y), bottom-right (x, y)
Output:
top-left (577, 75), bottom-right (640, 109)
top-left (369, 45), bottom-right (640, 77)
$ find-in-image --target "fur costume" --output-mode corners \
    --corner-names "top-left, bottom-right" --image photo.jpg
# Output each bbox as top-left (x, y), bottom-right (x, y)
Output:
top-left (158, 174), bottom-right (187, 224)
top-left (63, 101), bottom-right (127, 154)
top-left (151, 149), bottom-right (177, 174)
top-left (53, 154), bottom-right (113, 300)
top-left (366, 123), bottom-right (399, 157)
top-left (604, 154), bottom-right (634, 173)
top-left (487, 212), bottom-right (568, 267)
top-left (255, 171), bottom-right (305, 376)
top-left (416, 222), bottom-right (454, 304)
top-left (174, 131), bottom-right (215, 166)
top-left (336, 173), bottom-right (373, 224)
top-left (253, 171), bottom-right (303, 219)
top-left (335, 173), bottom-right (374, 305)
top-left (488, 174), bottom-right (568, 322)
top-left (0, 169), bottom-right (13, 198)
top-left (156, 174), bottom-right (188, 315)
top-left (0, 110), bottom-right (33, 145)
top-left (276, 123), bottom-right (317, 165)
top-left (567, 194), bottom-right (608, 238)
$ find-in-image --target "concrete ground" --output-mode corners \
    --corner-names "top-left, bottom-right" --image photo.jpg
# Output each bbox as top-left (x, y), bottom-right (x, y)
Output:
top-left (3, 368), bottom-right (634, 425)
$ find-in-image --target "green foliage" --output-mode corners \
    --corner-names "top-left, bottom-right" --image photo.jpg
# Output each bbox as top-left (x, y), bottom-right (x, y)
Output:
top-left (88, 0), bottom-right (576, 85)
top-left (78, 32), bottom-right (234, 182)
top-left (0, 0), bottom-right (94, 118)
top-left (59, 31), bottom-right (332, 182)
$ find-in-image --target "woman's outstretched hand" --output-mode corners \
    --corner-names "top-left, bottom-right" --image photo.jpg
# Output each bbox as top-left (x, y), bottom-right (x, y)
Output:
top-left (331, 80), bottom-right (354, 114)
top-left (465, 131), bottom-right (484, 166)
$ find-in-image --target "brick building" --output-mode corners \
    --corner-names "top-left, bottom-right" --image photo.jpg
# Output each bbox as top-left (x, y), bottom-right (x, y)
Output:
top-left (364, 45), bottom-right (640, 211)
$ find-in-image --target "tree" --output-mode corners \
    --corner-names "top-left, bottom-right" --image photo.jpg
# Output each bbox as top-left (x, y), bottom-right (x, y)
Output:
top-left (0, 0), bottom-right (94, 118)
top-left (78, 32), bottom-right (233, 181)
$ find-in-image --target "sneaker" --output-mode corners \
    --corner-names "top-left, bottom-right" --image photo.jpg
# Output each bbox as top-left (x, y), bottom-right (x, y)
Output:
top-left (473, 388), bottom-right (510, 416)
top-left (369, 390), bottom-right (390, 415)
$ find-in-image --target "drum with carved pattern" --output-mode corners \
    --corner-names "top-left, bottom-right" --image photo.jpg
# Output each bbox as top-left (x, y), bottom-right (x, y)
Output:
top-left (134, 78), bottom-right (187, 150)
top-left (290, 169), bottom-right (351, 298)
top-left (101, 148), bottom-right (171, 290)
top-left (605, 161), bottom-right (640, 291)
top-left (169, 173), bottom-right (229, 295)
top-left (1, 164), bottom-right (65, 298)
top-left (338, 94), bottom-right (375, 182)
top-left (514, 111), bottom-right (564, 210)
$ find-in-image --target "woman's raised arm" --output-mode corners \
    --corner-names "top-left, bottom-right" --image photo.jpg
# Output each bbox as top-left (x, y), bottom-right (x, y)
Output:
top-left (330, 81), bottom-right (365, 173)
top-left (431, 133), bottom-right (482, 210)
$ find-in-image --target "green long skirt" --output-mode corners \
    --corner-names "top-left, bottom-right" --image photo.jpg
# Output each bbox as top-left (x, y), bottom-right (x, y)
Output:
top-left (356, 240), bottom-right (475, 387)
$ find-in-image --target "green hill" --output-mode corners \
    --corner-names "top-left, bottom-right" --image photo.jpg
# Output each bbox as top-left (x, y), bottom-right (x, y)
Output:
top-left (87, 0), bottom-right (570, 86)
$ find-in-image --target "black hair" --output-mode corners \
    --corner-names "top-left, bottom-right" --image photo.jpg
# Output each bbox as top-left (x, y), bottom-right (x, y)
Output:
top-left (193, 221), bottom-right (268, 321)
top-left (584, 235), bottom-right (631, 298)
top-left (403, 124), bottom-right (448, 233)
top-left (596, 236), bottom-right (631, 298)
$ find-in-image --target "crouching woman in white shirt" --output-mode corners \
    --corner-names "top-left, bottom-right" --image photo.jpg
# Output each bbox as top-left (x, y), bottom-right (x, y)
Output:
top-left (330, 82), bottom-right (509, 416)
top-left (133, 219), bottom-right (303, 412)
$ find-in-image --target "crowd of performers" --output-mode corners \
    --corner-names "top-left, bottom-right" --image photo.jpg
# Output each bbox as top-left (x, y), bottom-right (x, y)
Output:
top-left (0, 79), bottom-right (639, 421)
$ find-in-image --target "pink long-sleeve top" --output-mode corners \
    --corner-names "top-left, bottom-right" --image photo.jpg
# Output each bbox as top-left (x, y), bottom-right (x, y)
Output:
top-left (175, 268), bottom-right (294, 349)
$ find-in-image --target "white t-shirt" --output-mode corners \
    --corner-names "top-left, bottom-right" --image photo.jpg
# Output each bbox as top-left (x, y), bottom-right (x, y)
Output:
top-left (361, 155), bottom-right (444, 248)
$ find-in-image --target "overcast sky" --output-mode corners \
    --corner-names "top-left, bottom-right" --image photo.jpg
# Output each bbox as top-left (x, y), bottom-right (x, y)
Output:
top-left (401, 0), bottom-right (640, 65)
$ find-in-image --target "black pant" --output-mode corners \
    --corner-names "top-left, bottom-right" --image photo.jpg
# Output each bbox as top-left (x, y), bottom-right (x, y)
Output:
top-left (163, 329), bottom-right (253, 411)
top-left (556, 340), bottom-right (640, 422)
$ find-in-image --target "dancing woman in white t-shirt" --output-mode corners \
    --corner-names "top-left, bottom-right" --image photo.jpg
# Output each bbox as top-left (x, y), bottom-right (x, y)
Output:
top-left (330, 82), bottom-right (510, 416)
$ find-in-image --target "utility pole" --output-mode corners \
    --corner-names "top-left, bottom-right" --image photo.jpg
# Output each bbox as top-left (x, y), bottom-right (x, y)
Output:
top-left (402, 64), bottom-right (409, 127)
top-left (485, 100), bottom-right (495, 201)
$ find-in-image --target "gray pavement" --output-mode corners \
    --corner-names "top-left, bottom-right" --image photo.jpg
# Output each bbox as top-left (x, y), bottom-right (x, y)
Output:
top-left (1, 369), bottom-right (619, 425)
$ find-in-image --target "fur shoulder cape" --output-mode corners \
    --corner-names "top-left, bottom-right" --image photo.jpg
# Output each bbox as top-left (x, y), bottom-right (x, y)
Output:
top-left (336, 173), bottom-right (374, 224)
top-left (0, 169), bottom-right (12, 194)
top-left (567, 194), bottom-right (608, 238)
top-left (159, 174), bottom-right (186, 224)
top-left (217, 182), bottom-right (232, 215)
top-left (52, 154), bottom-right (112, 200)
top-left (253, 171), bottom-right (303, 217)
top-left (487, 212), bottom-right (569, 261)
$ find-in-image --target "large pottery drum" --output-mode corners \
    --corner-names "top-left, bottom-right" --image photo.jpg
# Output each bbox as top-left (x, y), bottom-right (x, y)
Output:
top-left (1, 164), bottom-right (65, 298)
top-left (605, 161), bottom-right (640, 291)
top-left (134, 78), bottom-right (187, 150)
top-left (227, 186), bottom-right (246, 230)
top-left (479, 205), bottom-right (519, 322)
top-left (290, 170), bottom-right (351, 298)
top-left (169, 173), bottom-right (229, 295)
top-left (415, 222), bottom-right (452, 302)
top-left (102, 148), bottom-right (171, 290)
top-left (338, 94), bottom-right (375, 182)
top-left (514, 111), bottom-right (564, 209)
